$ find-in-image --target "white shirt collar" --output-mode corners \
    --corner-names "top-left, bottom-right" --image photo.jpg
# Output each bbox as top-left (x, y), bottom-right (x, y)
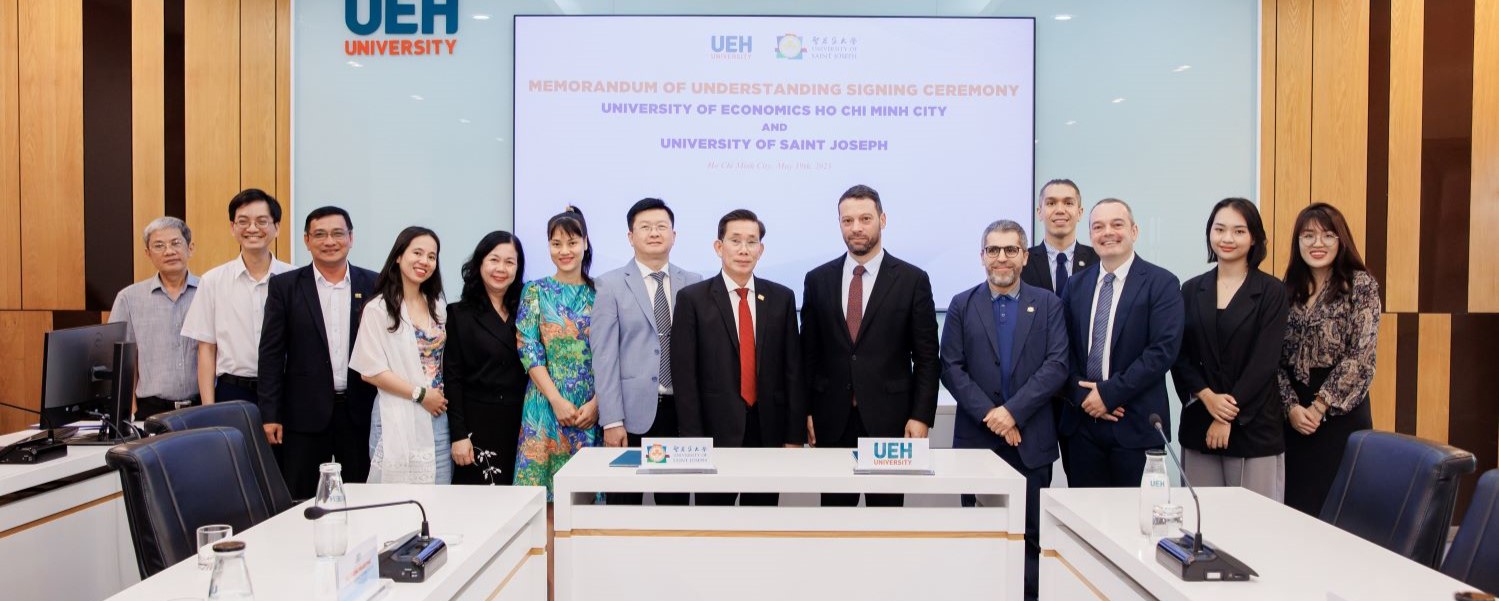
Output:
top-left (843, 248), bottom-right (886, 276)
top-left (1045, 240), bottom-right (1078, 256)
top-left (228, 253), bottom-right (291, 282)
top-left (313, 262), bottom-right (351, 288)
top-left (1099, 252), bottom-right (1137, 281)
top-left (721, 271), bottom-right (756, 294)
top-left (637, 260), bottom-right (670, 279)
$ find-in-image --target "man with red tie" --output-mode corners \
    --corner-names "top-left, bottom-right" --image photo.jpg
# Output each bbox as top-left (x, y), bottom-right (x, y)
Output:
top-left (672, 209), bottom-right (806, 506)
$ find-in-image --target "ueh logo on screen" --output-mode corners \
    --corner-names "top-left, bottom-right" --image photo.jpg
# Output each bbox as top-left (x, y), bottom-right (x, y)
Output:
top-left (709, 35), bottom-right (752, 60)
top-left (344, 0), bottom-right (460, 57)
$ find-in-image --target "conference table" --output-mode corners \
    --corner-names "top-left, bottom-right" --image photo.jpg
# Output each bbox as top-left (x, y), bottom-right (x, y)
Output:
top-left (553, 446), bottom-right (1028, 601)
top-left (1039, 487), bottom-right (1474, 600)
top-left (104, 483), bottom-right (548, 601)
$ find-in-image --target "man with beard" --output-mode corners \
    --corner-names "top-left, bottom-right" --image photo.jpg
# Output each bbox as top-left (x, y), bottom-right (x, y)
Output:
top-left (940, 219), bottom-right (1068, 600)
top-left (802, 184), bottom-right (940, 507)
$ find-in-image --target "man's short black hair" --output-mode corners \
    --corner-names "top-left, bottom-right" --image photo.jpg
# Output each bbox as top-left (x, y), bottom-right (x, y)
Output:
top-left (304, 205), bottom-right (352, 232)
top-left (626, 198), bottom-right (675, 229)
top-left (228, 188), bottom-right (283, 223)
top-left (717, 209), bottom-right (765, 239)
top-left (837, 184), bottom-right (883, 214)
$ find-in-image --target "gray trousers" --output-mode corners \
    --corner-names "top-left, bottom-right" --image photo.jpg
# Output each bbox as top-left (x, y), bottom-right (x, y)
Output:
top-left (1181, 448), bottom-right (1286, 503)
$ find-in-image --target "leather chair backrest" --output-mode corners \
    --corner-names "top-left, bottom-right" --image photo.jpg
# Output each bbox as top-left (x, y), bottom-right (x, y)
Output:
top-left (105, 427), bottom-right (273, 578)
top-left (1320, 430), bottom-right (1476, 568)
top-left (146, 400), bottom-right (294, 514)
top-left (1442, 469), bottom-right (1499, 593)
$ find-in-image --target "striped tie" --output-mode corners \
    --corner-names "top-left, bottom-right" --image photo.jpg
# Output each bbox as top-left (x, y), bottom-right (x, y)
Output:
top-left (651, 272), bottom-right (672, 390)
top-left (1086, 273), bottom-right (1116, 382)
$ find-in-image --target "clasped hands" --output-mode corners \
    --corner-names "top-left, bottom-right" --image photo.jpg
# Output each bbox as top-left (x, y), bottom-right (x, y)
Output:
top-left (983, 406), bottom-right (1022, 447)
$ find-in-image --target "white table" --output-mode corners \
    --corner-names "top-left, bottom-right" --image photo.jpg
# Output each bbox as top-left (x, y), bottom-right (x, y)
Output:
top-left (1040, 487), bottom-right (1475, 601)
top-left (0, 427), bottom-right (138, 601)
top-left (553, 447), bottom-right (1028, 601)
top-left (104, 483), bottom-right (548, 601)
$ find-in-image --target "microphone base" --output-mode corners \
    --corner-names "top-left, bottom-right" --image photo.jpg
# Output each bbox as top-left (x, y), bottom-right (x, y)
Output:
top-left (1155, 533), bottom-right (1257, 582)
top-left (378, 530), bottom-right (447, 583)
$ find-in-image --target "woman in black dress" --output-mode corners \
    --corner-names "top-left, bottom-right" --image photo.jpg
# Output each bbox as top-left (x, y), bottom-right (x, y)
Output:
top-left (445, 231), bottom-right (528, 485)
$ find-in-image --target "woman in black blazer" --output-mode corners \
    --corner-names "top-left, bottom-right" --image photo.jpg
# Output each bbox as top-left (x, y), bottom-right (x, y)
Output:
top-left (445, 231), bottom-right (528, 485)
top-left (1172, 198), bottom-right (1289, 501)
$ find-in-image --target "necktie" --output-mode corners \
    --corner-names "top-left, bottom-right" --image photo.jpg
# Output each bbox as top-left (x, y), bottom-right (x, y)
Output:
top-left (736, 287), bottom-right (756, 406)
top-left (1055, 252), bottom-right (1069, 294)
top-left (847, 265), bottom-right (866, 342)
top-left (650, 272), bottom-right (672, 390)
top-left (1086, 273), bottom-right (1117, 382)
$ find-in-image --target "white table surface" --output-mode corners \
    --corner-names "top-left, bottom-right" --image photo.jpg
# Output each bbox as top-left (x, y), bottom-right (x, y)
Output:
top-left (0, 426), bottom-right (115, 497)
top-left (1041, 487), bottom-right (1475, 601)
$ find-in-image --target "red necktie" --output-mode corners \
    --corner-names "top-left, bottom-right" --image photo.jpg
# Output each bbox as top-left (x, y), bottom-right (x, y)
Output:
top-left (847, 265), bottom-right (866, 342)
top-left (737, 287), bottom-right (756, 406)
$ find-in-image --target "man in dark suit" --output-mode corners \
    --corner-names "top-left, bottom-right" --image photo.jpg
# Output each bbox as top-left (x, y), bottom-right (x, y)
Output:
top-left (802, 185), bottom-right (939, 507)
top-left (673, 209), bottom-right (805, 506)
top-left (258, 206), bottom-right (378, 498)
top-left (1061, 198), bottom-right (1184, 488)
top-left (942, 219), bottom-right (1069, 601)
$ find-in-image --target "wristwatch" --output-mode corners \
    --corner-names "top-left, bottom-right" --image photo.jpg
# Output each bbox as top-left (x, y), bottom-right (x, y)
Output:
top-left (411, 386), bottom-right (425, 403)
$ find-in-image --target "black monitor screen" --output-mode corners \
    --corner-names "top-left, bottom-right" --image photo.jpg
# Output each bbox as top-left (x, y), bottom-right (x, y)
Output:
top-left (40, 322), bottom-right (128, 429)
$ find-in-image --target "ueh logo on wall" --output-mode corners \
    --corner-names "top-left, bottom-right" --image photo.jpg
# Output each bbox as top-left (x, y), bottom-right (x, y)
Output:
top-left (344, 0), bottom-right (460, 57)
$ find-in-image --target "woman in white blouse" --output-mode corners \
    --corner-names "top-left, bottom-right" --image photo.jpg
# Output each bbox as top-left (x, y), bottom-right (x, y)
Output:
top-left (351, 226), bottom-right (452, 484)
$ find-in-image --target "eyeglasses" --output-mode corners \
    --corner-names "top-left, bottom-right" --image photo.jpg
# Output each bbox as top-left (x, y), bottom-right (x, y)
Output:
top-left (721, 238), bottom-right (761, 251)
top-left (983, 245), bottom-right (1023, 259)
top-left (634, 224), bottom-right (672, 234)
top-left (309, 229), bottom-right (349, 242)
top-left (1298, 232), bottom-right (1339, 246)
top-left (233, 217), bottom-right (274, 230)
top-left (148, 240), bottom-right (188, 254)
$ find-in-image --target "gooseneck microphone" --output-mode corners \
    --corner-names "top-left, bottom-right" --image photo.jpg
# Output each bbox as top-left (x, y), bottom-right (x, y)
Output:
top-left (305, 499), bottom-right (431, 539)
top-left (1149, 413), bottom-right (1202, 554)
top-left (1146, 412), bottom-right (1257, 581)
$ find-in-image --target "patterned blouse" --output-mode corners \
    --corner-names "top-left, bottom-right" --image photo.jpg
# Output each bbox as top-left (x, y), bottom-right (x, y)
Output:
top-left (414, 325), bottom-right (445, 392)
top-left (1277, 270), bottom-right (1381, 415)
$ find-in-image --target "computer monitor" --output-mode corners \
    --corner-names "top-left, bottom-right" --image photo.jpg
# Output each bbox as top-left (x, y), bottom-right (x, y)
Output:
top-left (39, 322), bottom-right (137, 444)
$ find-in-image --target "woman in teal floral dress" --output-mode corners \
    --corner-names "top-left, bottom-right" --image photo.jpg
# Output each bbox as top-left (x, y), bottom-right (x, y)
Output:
top-left (514, 207), bottom-right (601, 496)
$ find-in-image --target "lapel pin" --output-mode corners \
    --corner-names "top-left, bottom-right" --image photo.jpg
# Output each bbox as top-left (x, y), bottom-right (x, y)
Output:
top-left (757, 294), bottom-right (765, 301)
top-left (354, 293), bottom-right (363, 299)
top-left (1077, 260), bottom-right (1085, 267)
top-left (1027, 306), bottom-right (1035, 313)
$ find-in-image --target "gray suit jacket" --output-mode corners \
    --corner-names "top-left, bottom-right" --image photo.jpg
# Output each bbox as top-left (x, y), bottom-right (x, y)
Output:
top-left (593, 259), bottom-right (704, 434)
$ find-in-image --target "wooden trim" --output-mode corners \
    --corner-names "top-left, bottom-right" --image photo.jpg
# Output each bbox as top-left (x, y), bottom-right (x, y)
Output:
top-left (0, 0), bottom-right (20, 309)
top-left (1385, 0), bottom-right (1423, 312)
top-left (483, 548), bottom-right (545, 601)
top-left (1416, 313), bottom-right (1452, 443)
top-left (1370, 313), bottom-right (1399, 431)
top-left (1273, 0), bottom-right (1314, 277)
top-left (1260, 0), bottom-right (1279, 274)
top-left (1310, 0), bottom-right (1371, 243)
top-left (183, 0), bottom-right (241, 273)
top-left (0, 492), bottom-right (122, 539)
top-left (131, 0), bottom-right (165, 282)
top-left (239, 0), bottom-right (275, 226)
top-left (554, 529), bottom-right (1020, 540)
top-left (1472, 0), bottom-right (1499, 312)
top-left (0, 311), bottom-right (50, 432)
top-left (1041, 549), bottom-right (1110, 601)
top-left (274, 0), bottom-right (291, 262)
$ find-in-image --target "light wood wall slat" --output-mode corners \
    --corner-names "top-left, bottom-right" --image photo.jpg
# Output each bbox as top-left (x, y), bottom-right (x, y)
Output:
top-left (240, 0), bottom-right (279, 258)
top-left (1385, 0), bottom-right (1424, 313)
top-left (185, 0), bottom-right (243, 273)
top-left (1273, 0), bottom-right (1314, 277)
top-left (1309, 0), bottom-right (1370, 245)
top-left (18, 0), bottom-right (85, 311)
top-left (1471, 0), bottom-right (1499, 312)
top-left (131, 0), bottom-right (165, 282)
top-left (1260, 0), bottom-right (1279, 274)
top-left (1371, 312), bottom-right (1399, 432)
top-left (0, 311), bottom-right (51, 433)
top-left (275, 0), bottom-right (291, 254)
top-left (1416, 313), bottom-right (1451, 443)
top-left (0, 0), bottom-right (21, 309)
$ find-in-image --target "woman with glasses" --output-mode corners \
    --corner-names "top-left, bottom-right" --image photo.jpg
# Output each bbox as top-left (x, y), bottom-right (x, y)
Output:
top-left (513, 207), bottom-right (601, 498)
top-left (1277, 203), bottom-right (1381, 514)
top-left (1172, 199), bottom-right (1288, 501)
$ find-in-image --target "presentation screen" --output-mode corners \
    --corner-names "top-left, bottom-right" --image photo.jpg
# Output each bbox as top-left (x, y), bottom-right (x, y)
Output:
top-left (514, 16), bottom-right (1035, 308)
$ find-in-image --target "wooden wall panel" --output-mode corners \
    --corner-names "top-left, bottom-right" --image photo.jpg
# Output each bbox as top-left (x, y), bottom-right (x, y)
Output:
top-left (1310, 0), bottom-right (1371, 244)
top-left (275, 0), bottom-right (291, 260)
top-left (1371, 313), bottom-right (1399, 431)
top-left (1273, 0), bottom-right (1314, 277)
top-left (184, 0), bottom-right (240, 273)
top-left (18, 0), bottom-right (85, 310)
top-left (1471, 0), bottom-right (1499, 312)
top-left (0, 312), bottom-right (51, 433)
top-left (131, 0), bottom-right (164, 282)
top-left (240, 0), bottom-right (279, 259)
top-left (1416, 313), bottom-right (1451, 443)
top-left (1260, 0), bottom-right (1279, 274)
top-left (0, 0), bottom-right (21, 309)
top-left (1385, 0), bottom-right (1424, 312)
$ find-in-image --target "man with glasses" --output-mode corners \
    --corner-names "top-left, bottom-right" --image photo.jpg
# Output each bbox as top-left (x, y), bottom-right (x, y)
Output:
top-left (182, 188), bottom-right (294, 405)
top-left (257, 206), bottom-right (379, 496)
top-left (109, 217), bottom-right (202, 420)
top-left (593, 198), bottom-right (703, 505)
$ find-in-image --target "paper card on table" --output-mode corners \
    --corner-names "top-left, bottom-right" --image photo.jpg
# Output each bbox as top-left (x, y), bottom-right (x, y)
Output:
top-left (637, 437), bottom-right (716, 474)
top-left (854, 437), bottom-right (934, 475)
top-left (337, 536), bottom-right (380, 601)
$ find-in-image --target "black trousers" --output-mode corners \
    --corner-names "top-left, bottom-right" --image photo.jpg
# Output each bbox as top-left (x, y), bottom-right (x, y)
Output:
top-left (1285, 367), bottom-right (1372, 515)
top-left (281, 395), bottom-right (371, 500)
top-left (216, 377), bottom-right (283, 468)
top-left (453, 399), bottom-right (523, 486)
top-left (962, 444), bottom-right (1052, 601)
top-left (134, 396), bottom-right (199, 421)
top-left (1065, 420), bottom-right (1152, 488)
top-left (699, 404), bottom-right (778, 507)
top-left (606, 396), bottom-right (690, 505)
top-left (821, 406), bottom-right (903, 507)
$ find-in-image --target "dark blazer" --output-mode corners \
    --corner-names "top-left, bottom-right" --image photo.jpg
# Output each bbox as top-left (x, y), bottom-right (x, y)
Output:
top-left (672, 274), bottom-right (806, 447)
top-left (1171, 268), bottom-right (1289, 457)
top-left (941, 282), bottom-right (1069, 469)
top-left (443, 297), bottom-right (528, 442)
top-left (1022, 242), bottom-right (1098, 295)
top-left (1060, 255), bottom-right (1184, 449)
top-left (258, 265), bottom-right (378, 433)
top-left (801, 252), bottom-right (940, 442)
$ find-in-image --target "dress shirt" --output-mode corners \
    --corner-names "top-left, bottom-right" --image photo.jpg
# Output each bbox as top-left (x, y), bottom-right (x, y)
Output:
top-left (1085, 252), bottom-right (1136, 381)
top-left (109, 273), bottom-right (201, 400)
top-left (313, 263), bottom-right (352, 392)
top-left (639, 260), bottom-right (674, 395)
top-left (840, 249), bottom-right (885, 319)
top-left (181, 254), bottom-right (295, 377)
top-left (990, 288), bottom-right (1020, 399)
top-left (721, 272), bottom-right (758, 333)
top-left (1044, 241), bottom-right (1078, 291)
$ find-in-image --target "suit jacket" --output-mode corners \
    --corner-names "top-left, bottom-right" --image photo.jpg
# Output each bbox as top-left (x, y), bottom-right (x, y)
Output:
top-left (443, 297), bottom-right (528, 442)
top-left (802, 252), bottom-right (940, 442)
top-left (1171, 268), bottom-right (1288, 457)
top-left (940, 282), bottom-right (1069, 469)
top-left (593, 260), bottom-right (704, 434)
top-left (671, 274), bottom-right (806, 447)
top-left (258, 265), bottom-right (378, 433)
top-left (1060, 255), bottom-right (1184, 449)
top-left (1022, 242), bottom-right (1098, 295)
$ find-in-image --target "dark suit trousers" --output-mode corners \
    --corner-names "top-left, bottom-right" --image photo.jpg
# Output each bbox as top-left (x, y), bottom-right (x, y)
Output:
top-left (699, 404), bottom-right (779, 507)
top-left (962, 444), bottom-right (1051, 600)
top-left (820, 407), bottom-right (904, 507)
top-left (1066, 419), bottom-right (1151, 488)
top-left (606, 397), bottom-right (689, 506)
top-left (215, 379), bottom-right (283, 467)
top-left (281, 395), bottom-right (371, 499)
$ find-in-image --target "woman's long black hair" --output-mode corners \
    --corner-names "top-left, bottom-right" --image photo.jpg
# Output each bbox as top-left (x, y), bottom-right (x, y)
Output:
top-left (373, 226), bottom-right (444, 332)
top-left (460, 230), bottom-right (525, 318)
top-left (546, 206), bottom-right (593, 289)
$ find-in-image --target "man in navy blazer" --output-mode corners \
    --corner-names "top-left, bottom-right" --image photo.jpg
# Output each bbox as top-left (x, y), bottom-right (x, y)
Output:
top-left (594, 198), bottom-right (703, 505)
top-left (941, 219), bottom-right (1069, 600)
top-left (1061, 199), bottom-right (1184, 488)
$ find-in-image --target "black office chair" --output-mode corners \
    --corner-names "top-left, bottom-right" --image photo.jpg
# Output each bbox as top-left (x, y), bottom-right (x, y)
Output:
top-left (146, 400), bottom-right (294, 515)
top-left (1319, 430), bottom-right (1476, 568)
top-left (1441, 469), bottom-right (1499, 593)
top-left (106, 427), bottom-right (274, 578)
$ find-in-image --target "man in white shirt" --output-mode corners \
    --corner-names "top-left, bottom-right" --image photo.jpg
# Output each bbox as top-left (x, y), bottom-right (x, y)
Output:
top-left (181, 188), bottom-right (295, 405)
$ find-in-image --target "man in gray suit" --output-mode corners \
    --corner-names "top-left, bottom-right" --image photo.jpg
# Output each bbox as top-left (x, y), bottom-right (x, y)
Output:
top-left (595, 198), bottom-right (704, 505)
